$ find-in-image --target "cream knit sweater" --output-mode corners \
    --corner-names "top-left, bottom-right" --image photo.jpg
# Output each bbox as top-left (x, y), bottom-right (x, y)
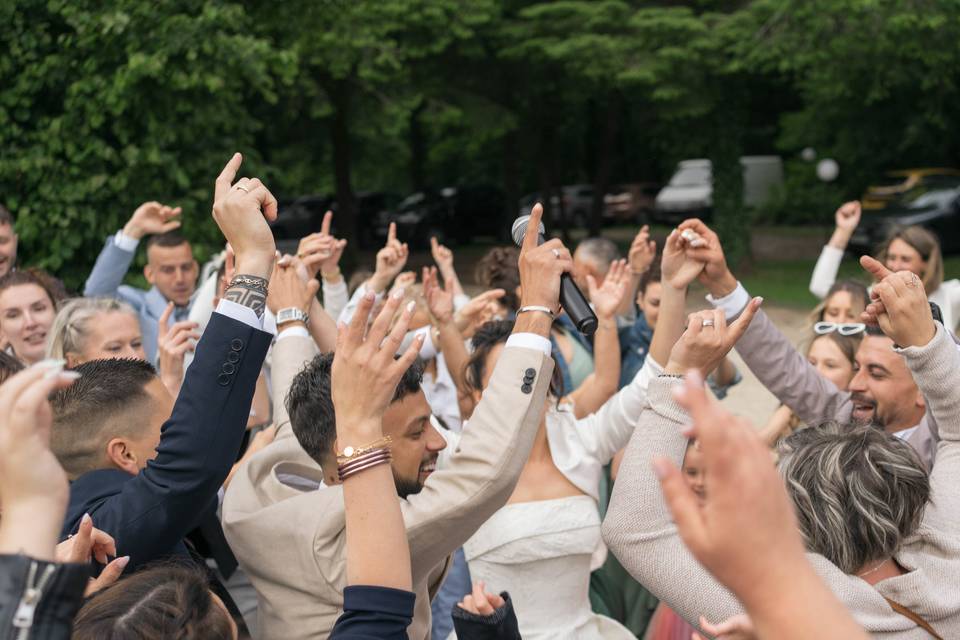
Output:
top-left (602, 323), bottom-right (960, 638)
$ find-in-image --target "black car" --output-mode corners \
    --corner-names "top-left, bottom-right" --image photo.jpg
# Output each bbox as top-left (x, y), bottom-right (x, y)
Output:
top-left (850, 178), bottom-right (960, 253)
top-left (390, 185), bottom-right (507, 247)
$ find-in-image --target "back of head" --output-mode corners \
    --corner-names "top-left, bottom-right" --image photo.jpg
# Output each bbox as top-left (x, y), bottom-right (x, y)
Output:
top-left (474, 246), bottom-right (521, 312)
top-left (575, 237), bottom-right (620, 274)
top-left (47, 297), bottom-right (137, 360)
top-left (286, 352), bottom-right (424, 469)
top-left (72, 564), bottom-right (234, 640)
top-left (50, 358), bottom-right (157, 478)
top-left (879, 225), bottom-right (943, 292)
top-left (777, 422), bottom-right (929, 573)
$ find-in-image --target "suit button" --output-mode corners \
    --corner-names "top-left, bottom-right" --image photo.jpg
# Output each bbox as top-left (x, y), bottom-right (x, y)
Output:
top-left (521, 383), bottom-right (533, 394)
top-left (217, 373), bottom-right (231, 386)
top-left (227, 351), bottom-right (240, 363)
top-left (222, 363), bottom-right (236, 375)
top-left (523, 373), bottom-right (535, 383)
top-left (231, 338), bottom-right (244, 351)
top-left (524, 368), bottom-right (536, 377)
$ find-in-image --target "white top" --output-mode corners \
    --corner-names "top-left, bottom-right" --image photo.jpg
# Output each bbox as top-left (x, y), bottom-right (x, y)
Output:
top-left (809, 244), bottom-right (960, 330)
top-left (422, 352), bottom-right (462, 431)
top-left (457, 496), bottom-right (634, 640)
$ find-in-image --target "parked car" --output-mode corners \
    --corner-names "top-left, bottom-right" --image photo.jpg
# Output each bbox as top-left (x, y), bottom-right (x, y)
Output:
top-left (604, 182), bottom-right (661, 223)
top-left (390, 184), bottom-right (507, 247)
top-left (861, 168), bottom-right (960, 210)
top-left (850, 178), bottom-right (960, 253)
top-left (652, 156), bottom-right (783, 223)
top-left (270, 194), bottom-right (334, 243)
top-left (272, 191), bottom-right (400, 250)
top-left (519, 184), bottom-right (597, 227)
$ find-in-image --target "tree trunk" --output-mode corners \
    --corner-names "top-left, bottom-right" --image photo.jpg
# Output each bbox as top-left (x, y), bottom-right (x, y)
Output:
top-left (589, 91), bottom-right (622, 236)
top-left (322, 74), bottom-right (358, 267)
top-left (501, 129), bottom-right (520, 242)
top-left (409, 99), bottom-right (427, 193)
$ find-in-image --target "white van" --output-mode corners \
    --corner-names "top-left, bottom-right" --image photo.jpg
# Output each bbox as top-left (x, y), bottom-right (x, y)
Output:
top-left (653, 156), bottom-right (783, 222)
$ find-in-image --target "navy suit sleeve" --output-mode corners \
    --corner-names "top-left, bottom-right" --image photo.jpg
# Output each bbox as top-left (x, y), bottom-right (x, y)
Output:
top-left (82, 313), bottom-right (272, 568)
top-left (330, 586), bottom-right (416, 640)
top-left (83, 236), bottom-right (136, 298)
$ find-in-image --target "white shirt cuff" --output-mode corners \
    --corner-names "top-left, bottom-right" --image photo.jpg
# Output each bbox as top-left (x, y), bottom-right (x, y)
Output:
top-left (706, 282), bottom-right (751, 320)
top-left (277, 325), bottom-right (310, 341)
top-left (215, 299), bottom-right (264, 330)
top-left (114, 230), bottom-right (140, 252)
top-left (322, 279), bottom-right (347, 294)
top-left (506, 333), bottom-right (552, 356)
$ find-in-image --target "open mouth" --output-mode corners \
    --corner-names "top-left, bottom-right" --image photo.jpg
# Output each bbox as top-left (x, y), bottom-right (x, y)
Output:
top-left (24, 331), bottom-right (47, 345)
top-left (851, 402), bottom-right (876, 422)
top-left (418, 460), bottom-right (437, 476)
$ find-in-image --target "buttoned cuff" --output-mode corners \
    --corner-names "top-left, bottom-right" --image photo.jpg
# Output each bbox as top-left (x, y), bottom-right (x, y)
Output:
top-left (215, 299), bottom-right (264, 330)
top-left (506, 332), bottom-right (552, 356)
top-left (114, 230), bottom-right (140, 252)
top-left (706, 281), bottom-right (751, 320)
top-left (277, 325), bottom-right (310, 341)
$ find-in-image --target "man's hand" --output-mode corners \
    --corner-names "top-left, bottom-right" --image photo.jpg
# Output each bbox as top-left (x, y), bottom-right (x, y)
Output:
top-left (628, 225), bottom-right (657, 274)
top-left (212, 153), bottom-right (278, 280)
top-left (518, 203), bottom-right (573, 312)
top-left (423, 266), bottom-right (454, 325)
top-left (665, 299), bottom-right (762, 375)
top-left (157, 302), bottom-right (200, 392)
top-left (0, 362), bottom-right (80, 561)
top-left (369, 223), bottom-right (410, 294)
top-left (454, 289), bottom-right (505, 338)
top-left (332, 289), bottom-right (424, 444)
top-left (298, 211), bottom-right (347, 279)
top-left (860, 256), bottom-right (936, 347)
top-left (662, 228), bottom-right (706, 290)
top-left (122, 202), bottom-right (182, 240)
top-left (267, 255), bottom-right (320, 316)
top-left (677, 219), bottom-right (737, 298)
top-left (586, 259), bottom-right (628, 320)
top-left (655, 372), bottom-right (807, 608)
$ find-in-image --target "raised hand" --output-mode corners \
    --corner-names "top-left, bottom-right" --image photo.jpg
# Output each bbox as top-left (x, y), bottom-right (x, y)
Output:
top-left (835, 201), bottom-right (861, 232)
top-left (212, 152), bottom-right (277, 281)
top-left (431, 236), bottom-right (455, 274)
top-left (587, 259), bottom-right (629, 319)
top-left (267, 256), bottom-right (320, 318)
top-left (628, 225), bottom-right (657, 275)
top-left (860, 256), bottom-right (935, 347)
top-left (423, 266), bottom-right (454, 325)
top-left (662, 228), bottom-right (706, 290)
top-left (388, 271), bottom-right (416, 298)
top-left (332, 288), bottom-right (424, 445)
top-left (454, 289), bottom-right (506, 338)
top-left (457, 581), bottom-right (507, 617)
top-left (122, 201), bottom-right (182, 240)
top-left (518, 203), bottom-right (573, 313)
top-left (157, 302), bottom-right (200, 394)
top-left (370, 222), bottom-right (410, 294)
top-left (665, 298), bottom-right (762, 376)
top-left (677, 219), bottom-right (737, 298)
top-left (0, 361), bottom-right (80, 561)
top-left (298, 211), bottom-right (347, 279)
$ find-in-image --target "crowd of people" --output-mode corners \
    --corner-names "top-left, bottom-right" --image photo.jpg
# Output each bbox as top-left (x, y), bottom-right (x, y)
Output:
top-left (0, 160), bottom-right (958, 640)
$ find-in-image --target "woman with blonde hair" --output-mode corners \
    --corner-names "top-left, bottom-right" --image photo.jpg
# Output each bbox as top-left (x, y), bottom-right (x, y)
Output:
top-left (47, 297), bottom-right (145, 366)
top-left (810, 200), bottom-right (960, 329)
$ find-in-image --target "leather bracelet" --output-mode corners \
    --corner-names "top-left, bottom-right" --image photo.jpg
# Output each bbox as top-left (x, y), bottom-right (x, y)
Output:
top-left (517, 305), bottom-right (556, 320)
top-left (228, 274), bottom-right (269, 295)
top-left (336, 436), bottom-right (393, 464)
top-left (339, 456), bottom-right (392, 481)
top-left (338, 449), bottom-right (392, 481)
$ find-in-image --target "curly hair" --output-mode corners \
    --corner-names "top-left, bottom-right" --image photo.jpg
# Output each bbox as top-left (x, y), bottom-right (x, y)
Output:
top-left (474, 246), bottom-right (521, 312)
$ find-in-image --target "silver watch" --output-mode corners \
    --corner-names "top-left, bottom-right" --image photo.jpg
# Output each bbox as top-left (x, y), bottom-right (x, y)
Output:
top-left (276, 307), bottom-right (309, 326)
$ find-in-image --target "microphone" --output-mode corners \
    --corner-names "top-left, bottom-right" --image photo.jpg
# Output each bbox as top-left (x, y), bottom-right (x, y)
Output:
top-left (512, 215), bottom-right (598, 336)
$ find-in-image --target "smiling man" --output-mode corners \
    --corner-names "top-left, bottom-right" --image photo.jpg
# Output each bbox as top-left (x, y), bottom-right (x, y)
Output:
top-left (84, 201), bottom-right (195, 362)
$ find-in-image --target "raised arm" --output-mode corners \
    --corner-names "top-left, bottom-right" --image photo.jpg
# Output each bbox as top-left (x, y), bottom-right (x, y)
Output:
top-left (810, 201), bottom-right (860, 299)
top-left (423, 266), bottom-right (471, 395)
top-left (297, 211), bottom-right (350, 322)
top-left (338, 222), bottom-right (408, 324)
top-left (432, 237), bottom-right (465, 299)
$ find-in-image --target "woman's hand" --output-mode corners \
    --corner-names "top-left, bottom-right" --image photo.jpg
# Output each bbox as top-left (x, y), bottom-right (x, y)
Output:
top-left (587, 259), bottom-right (629, 320)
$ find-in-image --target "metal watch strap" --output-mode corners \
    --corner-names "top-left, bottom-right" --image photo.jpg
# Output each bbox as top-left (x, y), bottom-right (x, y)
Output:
top-left (276, 307), bottom-right (309, 326)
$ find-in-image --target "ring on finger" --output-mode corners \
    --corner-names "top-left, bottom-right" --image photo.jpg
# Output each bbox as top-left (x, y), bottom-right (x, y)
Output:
top-left (701, 318), bottom-right (715, 328)
top-left (551, 248), bottom-right (561, 259)
top-left (906, 274), bottom-right (921, 288)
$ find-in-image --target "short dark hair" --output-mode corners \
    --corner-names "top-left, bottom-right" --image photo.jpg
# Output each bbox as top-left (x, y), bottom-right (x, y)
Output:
top-left (286, 353), bottom-right (424, 467)
top-left (0, 351), bottom-right (25, 386)
top-left (72, 563), bottom-right (233, 640)
top-left (50, 358), bottom-right (157, 477)
top-left (638, 258), bottom-right (662, 296)
top-left (145, 230), bottom-right (191, 252)
top-left (0, 203), bottom-right (13, 227)
top-left (474, 246), bottom-right (521, 312)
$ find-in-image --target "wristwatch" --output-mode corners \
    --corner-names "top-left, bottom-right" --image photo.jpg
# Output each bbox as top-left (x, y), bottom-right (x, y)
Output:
top-left (276, 307), bottom-right (309, 326)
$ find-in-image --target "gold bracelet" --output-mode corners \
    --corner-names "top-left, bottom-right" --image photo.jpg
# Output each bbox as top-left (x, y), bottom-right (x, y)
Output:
top-left (336, 435), bottom-right (393, 464)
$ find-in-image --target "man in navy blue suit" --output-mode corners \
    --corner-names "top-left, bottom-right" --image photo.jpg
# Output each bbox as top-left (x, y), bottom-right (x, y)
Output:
top-left (50, 154), bottom-right (283, 622)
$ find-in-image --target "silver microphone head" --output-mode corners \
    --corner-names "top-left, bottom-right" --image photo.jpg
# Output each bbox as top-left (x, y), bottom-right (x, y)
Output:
top-left (511, 214), bottom-right (546, 247)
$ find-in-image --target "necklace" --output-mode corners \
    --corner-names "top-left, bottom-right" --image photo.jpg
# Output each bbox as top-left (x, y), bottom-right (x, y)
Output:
top-left (857, 560), bottom-right (887, 579)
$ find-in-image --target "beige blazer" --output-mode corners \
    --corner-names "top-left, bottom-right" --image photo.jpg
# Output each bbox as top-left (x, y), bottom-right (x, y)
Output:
top-left (222, 334), bottom-right (553, 639)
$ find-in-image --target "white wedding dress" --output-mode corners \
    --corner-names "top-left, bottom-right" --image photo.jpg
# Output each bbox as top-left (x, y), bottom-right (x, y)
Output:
top-left (457, 495), bottom-right (634, 640)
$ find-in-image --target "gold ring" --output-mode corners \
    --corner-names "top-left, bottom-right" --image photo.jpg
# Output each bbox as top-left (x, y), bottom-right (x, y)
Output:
top-left (907, 274), bottom-right (920, 288)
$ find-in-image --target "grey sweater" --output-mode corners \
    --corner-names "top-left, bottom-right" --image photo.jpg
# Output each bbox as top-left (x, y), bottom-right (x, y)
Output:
top-left (602, 323), bottom-right (960, 638)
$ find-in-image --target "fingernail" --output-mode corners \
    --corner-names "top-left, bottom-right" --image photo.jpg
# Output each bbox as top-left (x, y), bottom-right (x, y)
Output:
top-left (755, 296), bottom-right (764, 305)
top-left (35, 358), bottom-right (66, 370)
top-left (116, 556), bottom-right (130, 569)
top-left (82, 513), bottom-right (92, 525)
top-left (406, 300), bottom-right (415, 313)
top-left (652, 457), bottom-right (671, 479)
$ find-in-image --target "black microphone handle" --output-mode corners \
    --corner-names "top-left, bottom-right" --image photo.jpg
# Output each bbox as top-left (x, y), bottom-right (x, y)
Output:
top-left (559, 272), bottom-right (598, 336)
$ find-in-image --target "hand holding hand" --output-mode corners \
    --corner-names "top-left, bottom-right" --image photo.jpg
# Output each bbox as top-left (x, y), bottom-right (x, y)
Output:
top-left (628, 225), bottom-right (657, 274)
top-left (457, 581), bottom-right (506, 617)
top-left (666, 299), bottom-right (762, 375)
top-left (518, 204), bottom-right (573, 311)
top-left (123, 202), bottom-right (182, 240)
top-left (662, 228), bottom-right (706, 290)
top-left (587, 259), bottom-right (628, 319)
top-left (835, 201), bottom-right (862, 233)
top-left (677, 219), bottom-right (737, 298)
top-left (298, 212), bottom-right (347, 278)
top-left (860, 256), bottom-right (936, 347)
top-left (332, 289), bottom-right (424, 443)
top-left (423, 266), bottom-right (454, 325)
top-left (267, 256), bottom-right (320, 316)
top-left (157, 302), bottom-right (200, 389)
top-left (212, 153), bottom-right (278, 280)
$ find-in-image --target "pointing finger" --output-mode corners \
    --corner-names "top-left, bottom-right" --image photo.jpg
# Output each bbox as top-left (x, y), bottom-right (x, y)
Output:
top-left (523, 203), bottom-right (544, 252)
top-left (860, 255), bottom-right (893, 282)
top-left (320, 210), bottom-right (333, 236)
top-left (215, 153), bottom-right (243, 201)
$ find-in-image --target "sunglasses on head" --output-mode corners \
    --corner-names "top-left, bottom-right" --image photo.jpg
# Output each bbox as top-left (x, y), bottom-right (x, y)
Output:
top-left (814, 321), bottom-right (866, 336)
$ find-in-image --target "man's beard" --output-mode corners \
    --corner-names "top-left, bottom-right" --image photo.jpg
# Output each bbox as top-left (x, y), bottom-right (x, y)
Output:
top-left (393, 472), bottom-right (424, 499)
top-left (850, 392), bottom-right (885, 429)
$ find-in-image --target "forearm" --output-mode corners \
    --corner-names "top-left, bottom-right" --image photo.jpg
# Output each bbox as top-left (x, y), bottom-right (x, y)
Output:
top-left (436, 321), bottom-right (469, 392)
top-left (809, 245), bottom-right (844, 299)
top-left (618, 272), bottom-right (642, 317)
top-left (568, 318), bottom-right (619, 418)
top-left (0, 501), bottom-right (65, 561)
top-left (344, 462), bottom-right (412, 590)
top-left (899, 324), bottom-right (960, 439)
top-left (440, 266), bottom-right (465, 298)
top-left (271, 333), bottom-right (318, 434)
top-left (649, 284), bottom-right (687, 367)
top-left (827, 226), bottom-right (853, 251)
top-left (308, 298), bottom-right (337, 352)
top-left (321, 275), bottom-right (349, 323)
top-left (83, 236), bottom-right (135, 296)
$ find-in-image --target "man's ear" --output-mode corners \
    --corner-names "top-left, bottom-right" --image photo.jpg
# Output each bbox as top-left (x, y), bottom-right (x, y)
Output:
top-left (65, 352), bottom-right (83, 369)
top-left (106, 437), bottom-right (141, 476)
top-left (143, 263), bottom-right (155, 286)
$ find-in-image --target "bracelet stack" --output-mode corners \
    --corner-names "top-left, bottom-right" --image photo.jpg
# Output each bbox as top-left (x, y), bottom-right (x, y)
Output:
top-left (337, 436), bottom-right (393, 481)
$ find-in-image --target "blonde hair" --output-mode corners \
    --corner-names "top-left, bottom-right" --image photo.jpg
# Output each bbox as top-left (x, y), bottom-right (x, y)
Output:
top-left (877, 225), bottom-right (943, 294)
top-left (47, 297), bottom-right (138, 361)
